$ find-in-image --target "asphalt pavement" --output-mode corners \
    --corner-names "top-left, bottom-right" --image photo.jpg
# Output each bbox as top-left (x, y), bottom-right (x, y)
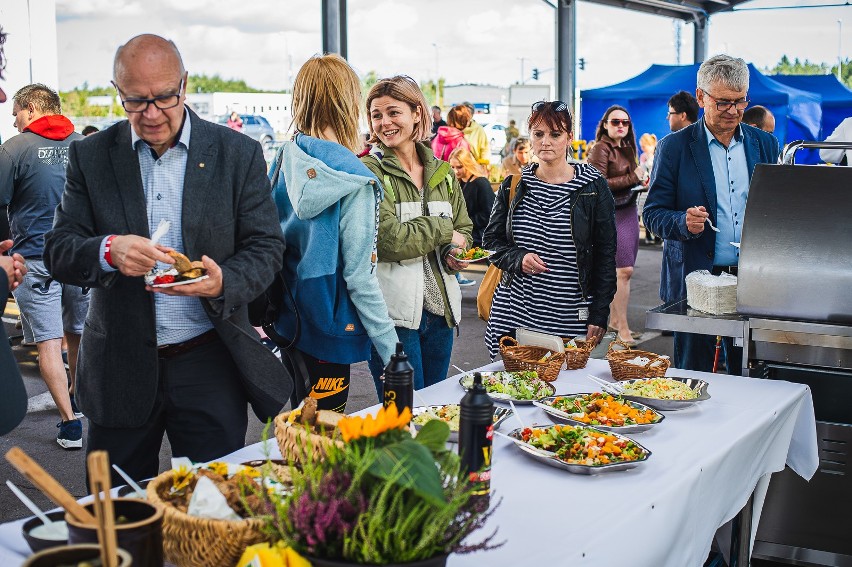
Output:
top-left (0, 241), bottom-right (672, 523)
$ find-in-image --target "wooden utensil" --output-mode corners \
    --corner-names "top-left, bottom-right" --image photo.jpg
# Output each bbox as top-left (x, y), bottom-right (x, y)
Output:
top-left (5, 447), bottom-right (96, 525)
top-left (88, 451), bottom-right (118, 567)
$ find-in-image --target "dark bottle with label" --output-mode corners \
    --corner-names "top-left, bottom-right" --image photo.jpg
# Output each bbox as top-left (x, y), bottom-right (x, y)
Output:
top-left (382, 342), bottom-right (413, 420)
top-left (459, 372), bottom-right (494, 504)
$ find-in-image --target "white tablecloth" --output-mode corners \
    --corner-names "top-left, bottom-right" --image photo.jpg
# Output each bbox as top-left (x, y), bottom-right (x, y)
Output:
top-left (0, 359), bottom-right (818, 567)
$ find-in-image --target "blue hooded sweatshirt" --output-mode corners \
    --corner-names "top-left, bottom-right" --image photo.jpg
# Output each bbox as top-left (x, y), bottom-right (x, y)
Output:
top-left (271, 134), bottom-right (398, 365)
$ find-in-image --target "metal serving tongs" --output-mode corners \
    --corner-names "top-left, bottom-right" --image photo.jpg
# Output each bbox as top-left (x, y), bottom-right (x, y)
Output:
top-left (585, 374), bottom-right (624, 396)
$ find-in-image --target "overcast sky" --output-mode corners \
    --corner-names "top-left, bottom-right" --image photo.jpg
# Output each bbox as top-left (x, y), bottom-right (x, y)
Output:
top-left (55, 0), bottom-right (850, 93)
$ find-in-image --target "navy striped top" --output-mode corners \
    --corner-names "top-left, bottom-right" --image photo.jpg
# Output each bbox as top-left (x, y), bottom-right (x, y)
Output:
top-left (485, 163), bottom-right (601, 359)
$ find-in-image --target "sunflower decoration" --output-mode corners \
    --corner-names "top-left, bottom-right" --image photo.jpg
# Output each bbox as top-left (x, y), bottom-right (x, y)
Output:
top-left (171, 464), bottom-right (195, 493)
top-left (337, 403), bottom-right (412, 443)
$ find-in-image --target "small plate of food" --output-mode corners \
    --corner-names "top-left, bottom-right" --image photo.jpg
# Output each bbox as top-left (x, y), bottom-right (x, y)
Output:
top-left (507, 424), bottom-right (651, 474)
top-left (411, 404), bottom-right (513, 442)
top-left (145, 251), bottom-right (209, 288)
top-left (459, 370), bottom-right (556, 404)
top-left (533, 392), bottom-right (664, 433)
top-left (453, 247), bottom-right (494, 263)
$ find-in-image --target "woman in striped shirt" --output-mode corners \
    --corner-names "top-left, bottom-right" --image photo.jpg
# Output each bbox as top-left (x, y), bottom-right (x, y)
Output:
top-left (483, 101), bottom-right (617, 359)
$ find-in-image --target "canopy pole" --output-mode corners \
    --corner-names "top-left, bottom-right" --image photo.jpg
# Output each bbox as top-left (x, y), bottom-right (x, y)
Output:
top-left (556, 0), bottom-right (577, 112)
top-left (693, 14), bottom-right (709, 63)
top-left (322, 0), bottom-right (347, 58)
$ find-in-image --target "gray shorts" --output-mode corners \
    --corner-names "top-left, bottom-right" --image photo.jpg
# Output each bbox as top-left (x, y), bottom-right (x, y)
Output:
top-left (12, 260), bottom-right (90, 343)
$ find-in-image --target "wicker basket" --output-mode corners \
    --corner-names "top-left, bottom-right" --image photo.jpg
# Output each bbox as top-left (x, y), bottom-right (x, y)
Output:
top-left (146, 470), bottom-right (268, 567)
top-left (562, 336), bottom-right (597, 370)
top-left (499, 336), bottom-right (565, 382)
top-left (605, 338), bottom-right (671, 381)
top-left (274, 411), bottom-right (344, 464)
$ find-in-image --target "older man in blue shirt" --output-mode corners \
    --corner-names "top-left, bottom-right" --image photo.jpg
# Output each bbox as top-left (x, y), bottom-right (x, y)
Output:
top-left (643, 55), bottom-right (780, 373)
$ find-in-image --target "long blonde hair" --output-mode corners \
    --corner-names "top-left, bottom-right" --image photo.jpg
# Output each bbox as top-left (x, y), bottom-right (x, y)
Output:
top-left (448, 147), bottom-right (480, 179)
top-left (291, 54), bottom-right (362, 153)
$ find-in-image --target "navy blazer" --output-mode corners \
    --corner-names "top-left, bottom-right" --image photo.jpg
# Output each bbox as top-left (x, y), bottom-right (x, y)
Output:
top-left (44, 110), bottom-right (291, 427)
top-left (643, 118), bottom-right (780, 303)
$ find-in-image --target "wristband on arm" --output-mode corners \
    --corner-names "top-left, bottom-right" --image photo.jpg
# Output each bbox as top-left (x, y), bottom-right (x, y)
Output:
top-left (104, 235), bottom-right (118, 268)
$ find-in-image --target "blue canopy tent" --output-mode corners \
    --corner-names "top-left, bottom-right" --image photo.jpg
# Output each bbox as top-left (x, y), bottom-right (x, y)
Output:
top-left (580, 64), bottom-right (822, 159)
top-left (772, 74), bottom-right (852, 139)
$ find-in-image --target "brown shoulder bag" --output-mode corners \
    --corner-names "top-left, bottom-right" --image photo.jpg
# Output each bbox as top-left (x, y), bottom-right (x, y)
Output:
top-left (476, 174), bottom-right (521, 321)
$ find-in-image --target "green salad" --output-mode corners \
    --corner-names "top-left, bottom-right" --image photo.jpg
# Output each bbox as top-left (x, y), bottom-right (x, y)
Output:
top-left (461, 371), bottom-right (552, 400)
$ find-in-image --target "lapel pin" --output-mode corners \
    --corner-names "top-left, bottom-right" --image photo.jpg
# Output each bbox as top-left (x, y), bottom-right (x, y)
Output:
top-left (307, 168), bottom-right (317, 179)
top-left (199, 162), bottom-right (205, 168)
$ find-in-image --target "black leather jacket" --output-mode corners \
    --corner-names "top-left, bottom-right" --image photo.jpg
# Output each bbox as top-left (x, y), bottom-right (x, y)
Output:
top-left (483, 168), bottom-right (617, 329)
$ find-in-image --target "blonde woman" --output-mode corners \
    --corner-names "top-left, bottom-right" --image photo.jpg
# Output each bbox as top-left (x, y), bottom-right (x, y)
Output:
top-left (270, 54), bottom-right (398, 412)
top-left (361, 76), bottom-right (473, 392)
top-left (449, 147), bottom-right (494, 249)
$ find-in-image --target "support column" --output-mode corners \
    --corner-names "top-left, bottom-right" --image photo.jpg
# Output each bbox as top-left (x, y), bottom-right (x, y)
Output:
top-left (556, 0), bottom-right (577, 112)
top-left (321, 0), bottom-right (347, 59)
top-left (693, 14), bottom-right (709, 63)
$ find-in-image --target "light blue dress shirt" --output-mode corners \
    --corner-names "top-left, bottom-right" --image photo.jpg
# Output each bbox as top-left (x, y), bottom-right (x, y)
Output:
top-left (99, 111), bottom-right (213, 345)
top-left (704, 123), bottom-right (749, 266)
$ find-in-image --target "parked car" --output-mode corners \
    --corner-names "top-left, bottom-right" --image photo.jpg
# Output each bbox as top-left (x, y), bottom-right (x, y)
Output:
top-left (217, 114), bottom-right (275, 148)
top-left (479, 122), bottom-right (507, 154)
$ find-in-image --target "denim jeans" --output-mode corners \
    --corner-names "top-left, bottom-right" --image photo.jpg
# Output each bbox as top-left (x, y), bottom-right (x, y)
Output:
top-left (369, 310), bottom-right (454, 400)
top-left (673, 332), bottom-right (742, 374)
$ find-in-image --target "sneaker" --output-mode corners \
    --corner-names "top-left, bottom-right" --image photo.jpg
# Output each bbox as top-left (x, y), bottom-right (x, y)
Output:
top-left (62, 350), bottom-right (69, 370)
top-left (56, 419), bottom-right (83, 450)
top-left (69, 394), bottom-right (84, 418)
top-left (457, 278), bottom-right (476, 287)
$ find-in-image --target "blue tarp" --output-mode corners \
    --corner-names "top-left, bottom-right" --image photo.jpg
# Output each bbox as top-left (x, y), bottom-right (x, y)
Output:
top-left (580, 64), bottom-right (822, 157)
top-left (772, 74), bottom-right (852, 139)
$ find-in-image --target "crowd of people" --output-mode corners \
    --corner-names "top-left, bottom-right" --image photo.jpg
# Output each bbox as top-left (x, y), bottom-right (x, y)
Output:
top-left (1, 32), bottom-right (850, 482)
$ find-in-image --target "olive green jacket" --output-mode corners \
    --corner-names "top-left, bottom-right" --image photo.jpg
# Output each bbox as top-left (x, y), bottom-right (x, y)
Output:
top-left (362, 142), bottom-right (473, 329)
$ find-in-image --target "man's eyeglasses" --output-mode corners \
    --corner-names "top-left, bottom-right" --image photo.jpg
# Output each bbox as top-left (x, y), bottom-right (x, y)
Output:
top-left (531, 100), bottom-right (569, 113)
top-left (607, 119), bottom-right (630, 127)
top-left (702, 89), bottom-right (749, 112)
top-left (113, 79), bottom-right (184, 113)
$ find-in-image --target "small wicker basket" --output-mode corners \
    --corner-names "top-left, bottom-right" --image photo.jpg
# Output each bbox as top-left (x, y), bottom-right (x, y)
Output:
top-left (146, 470), bottom-right (268, 567)
top-left (274, 411), bottom-right (344, 464)
top-left (605, 338), bottom-right (671, 381)
top-left (499, 336), bottom-right (565, 382)
top-left (563, 336), bottom-right (597, 370)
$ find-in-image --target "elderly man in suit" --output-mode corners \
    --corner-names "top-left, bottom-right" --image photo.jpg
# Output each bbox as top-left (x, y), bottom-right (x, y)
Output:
top-left (643, 54), bottom-right (780, 374)
top-left (44, 34), bottom-right (291, 483)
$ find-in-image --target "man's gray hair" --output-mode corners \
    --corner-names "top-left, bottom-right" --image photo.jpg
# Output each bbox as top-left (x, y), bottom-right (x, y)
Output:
top-left (13, 84), bottom-right (61, 115)
top-left (697, 55), bottom-right (749, 93)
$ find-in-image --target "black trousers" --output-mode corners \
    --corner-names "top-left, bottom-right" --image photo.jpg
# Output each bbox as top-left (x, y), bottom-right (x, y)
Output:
top-left (87, 337), bottom-right (248, 487)
top-left (284, 348), bottom-right (351, 413)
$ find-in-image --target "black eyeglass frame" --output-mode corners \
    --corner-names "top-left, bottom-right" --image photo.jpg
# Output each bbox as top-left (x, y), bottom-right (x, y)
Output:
top-left (113, 78), bottom-right (185, 113)
top-left (531, 100), bottom-right (569, 113)
top-left (700, 88), bottom-right (749, 113)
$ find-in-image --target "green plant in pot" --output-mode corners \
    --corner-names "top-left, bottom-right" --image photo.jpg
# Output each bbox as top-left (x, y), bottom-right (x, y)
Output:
top-left (257, 404), bottom-right (502, 566)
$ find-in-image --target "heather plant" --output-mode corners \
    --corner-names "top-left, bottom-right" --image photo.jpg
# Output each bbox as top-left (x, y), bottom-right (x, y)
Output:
top-left (258, 404), bottom-right (502, 564)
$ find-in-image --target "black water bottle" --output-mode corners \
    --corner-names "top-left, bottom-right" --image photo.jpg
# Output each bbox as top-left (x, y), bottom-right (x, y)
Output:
top-left (459, 372), bottom-right (494, 502)
top-left (382, 342), bottom-right (413, 419)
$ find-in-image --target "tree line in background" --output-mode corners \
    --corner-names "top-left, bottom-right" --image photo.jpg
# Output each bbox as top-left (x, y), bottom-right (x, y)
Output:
top-left (765, 55), bottom-right (852, 88)
top-left (55, 56), bottom-right (851, 118)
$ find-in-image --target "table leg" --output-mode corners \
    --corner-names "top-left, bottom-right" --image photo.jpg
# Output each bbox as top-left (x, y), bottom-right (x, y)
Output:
top-left (729, 492), bottom-right (755, 567)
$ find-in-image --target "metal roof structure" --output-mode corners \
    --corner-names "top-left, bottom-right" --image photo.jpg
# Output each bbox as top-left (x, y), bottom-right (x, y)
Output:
top-left (319, 0), bottom-right (757, 111)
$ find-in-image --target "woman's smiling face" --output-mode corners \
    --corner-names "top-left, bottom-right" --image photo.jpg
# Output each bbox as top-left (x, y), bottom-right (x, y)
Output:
top-left (369, 95), bottom-right (420, 149)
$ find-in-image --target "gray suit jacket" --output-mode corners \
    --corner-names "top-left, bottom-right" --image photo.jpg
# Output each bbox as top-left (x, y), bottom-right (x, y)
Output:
top-left (44, 109), bottom-right (292, 427)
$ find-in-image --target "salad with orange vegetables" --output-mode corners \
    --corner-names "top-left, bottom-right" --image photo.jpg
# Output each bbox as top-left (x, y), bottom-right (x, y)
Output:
top-left (522, 424), bottom-right (647, 466)
top-left (547, 393), bottom-right (661, 427)
top-left (453, 247), bottom-right (492, 261)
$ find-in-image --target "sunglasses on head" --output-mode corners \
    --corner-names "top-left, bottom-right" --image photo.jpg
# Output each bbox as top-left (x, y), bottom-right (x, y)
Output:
top-left (531, 100), bottom-right (569, 113)
top-left (607, 119), bottom-right (630, 127)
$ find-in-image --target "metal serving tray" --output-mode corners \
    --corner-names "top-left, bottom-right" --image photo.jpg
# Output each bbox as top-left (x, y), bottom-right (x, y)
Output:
top-left (459, 372), bottom-right (556, 405)
top-left (411, 405), bottom-right (513, 443)
top-left (533, 394), bottom-right (664, 433)
top-left (619, 377), bottom-right (711, 411)
top-left (506, 425), bottom-right (651, 474)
